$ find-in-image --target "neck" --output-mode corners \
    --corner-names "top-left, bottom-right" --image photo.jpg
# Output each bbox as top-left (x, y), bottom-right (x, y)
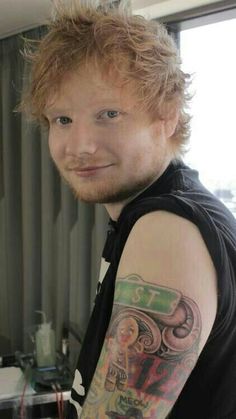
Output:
top-left (104, 157), bottom-right (172, 221)
top-left (104, 197), bottom-right (135, 222)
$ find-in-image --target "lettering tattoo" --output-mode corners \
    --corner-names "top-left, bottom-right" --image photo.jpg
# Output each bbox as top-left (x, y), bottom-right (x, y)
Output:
top-left (81, 275), bottom-right (202, 418)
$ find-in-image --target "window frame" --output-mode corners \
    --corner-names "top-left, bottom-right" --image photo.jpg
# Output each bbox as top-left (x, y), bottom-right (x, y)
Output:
top-left (160, 0), bottom-right (236, 30)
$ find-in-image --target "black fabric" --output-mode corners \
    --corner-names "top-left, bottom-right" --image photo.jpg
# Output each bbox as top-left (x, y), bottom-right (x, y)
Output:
top-left (70, 159), bottom-right (236, 419)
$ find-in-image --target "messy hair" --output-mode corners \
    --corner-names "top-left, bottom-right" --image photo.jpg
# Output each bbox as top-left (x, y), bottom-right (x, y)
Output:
top-left (20, 0), bottom-right (191, 156)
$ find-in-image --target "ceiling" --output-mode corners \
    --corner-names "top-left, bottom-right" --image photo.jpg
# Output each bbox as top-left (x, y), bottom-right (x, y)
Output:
top-left (0, 0), bottom-right (224, 40)
top-left (0, 0), bottom-right (52, 39)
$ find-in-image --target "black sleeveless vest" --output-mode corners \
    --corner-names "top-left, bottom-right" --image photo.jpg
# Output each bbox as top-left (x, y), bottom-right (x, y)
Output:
top-left (70, 160), bottom-right (236, 419)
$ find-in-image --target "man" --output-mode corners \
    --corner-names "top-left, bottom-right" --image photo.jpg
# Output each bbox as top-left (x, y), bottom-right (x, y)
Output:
top-left (21, 1), bottom-right (236, 418)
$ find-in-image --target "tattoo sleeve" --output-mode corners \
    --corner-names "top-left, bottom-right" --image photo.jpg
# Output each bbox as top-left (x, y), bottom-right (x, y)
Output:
top-left (81, 275), bottom-right (202, 419)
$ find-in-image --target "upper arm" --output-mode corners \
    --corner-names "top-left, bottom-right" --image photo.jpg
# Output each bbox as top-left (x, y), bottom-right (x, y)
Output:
top-left (81, 211), bottom-right (217, 419)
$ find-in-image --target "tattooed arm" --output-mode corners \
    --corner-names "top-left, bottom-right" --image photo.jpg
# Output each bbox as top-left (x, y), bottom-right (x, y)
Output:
top-left (81, 211), bottom-right (217, 419)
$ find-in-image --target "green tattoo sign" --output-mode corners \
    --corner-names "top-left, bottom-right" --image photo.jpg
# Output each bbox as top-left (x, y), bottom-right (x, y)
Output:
top-left (114, 276), bottom-right (181, 315)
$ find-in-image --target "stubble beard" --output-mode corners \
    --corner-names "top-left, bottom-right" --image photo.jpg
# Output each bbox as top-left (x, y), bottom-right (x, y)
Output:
top-left (60, 169), bottom-right (159, 205)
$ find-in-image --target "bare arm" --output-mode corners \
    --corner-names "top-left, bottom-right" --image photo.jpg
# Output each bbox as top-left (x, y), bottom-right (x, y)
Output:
top-left (80, 211), bottom-right (217, 418)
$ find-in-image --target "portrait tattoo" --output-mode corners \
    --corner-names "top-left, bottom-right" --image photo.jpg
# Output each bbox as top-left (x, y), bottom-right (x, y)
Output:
top-left (82, 275), bottom-right (202, 418)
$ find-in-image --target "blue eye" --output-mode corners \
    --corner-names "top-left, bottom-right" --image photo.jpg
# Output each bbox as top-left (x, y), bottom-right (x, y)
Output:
top-left (99, 110), bottom-right (120, 120)
top-left (55, 116), bottom-right (72, 125)
top-left (106, 111), bottom-right (119, 119)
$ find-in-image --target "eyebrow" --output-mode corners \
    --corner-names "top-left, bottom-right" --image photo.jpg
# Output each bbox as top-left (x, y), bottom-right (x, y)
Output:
top-left (43, 108), bottom-right (73, 118)
top-left (43, 100), bottom-right (127, 118)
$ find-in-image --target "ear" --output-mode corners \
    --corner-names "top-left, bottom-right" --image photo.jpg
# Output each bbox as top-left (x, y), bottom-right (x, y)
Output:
top-left (163, 108), bottom-right (180, 139)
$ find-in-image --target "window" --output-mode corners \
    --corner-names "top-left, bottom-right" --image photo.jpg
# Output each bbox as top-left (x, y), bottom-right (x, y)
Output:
top-left (180, 16), bottom-right (236, 216)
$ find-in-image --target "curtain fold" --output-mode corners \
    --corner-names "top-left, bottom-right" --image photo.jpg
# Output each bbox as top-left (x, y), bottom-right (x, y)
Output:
top-left (0, 28), bottom-right (108, 357)
top-left (1, 35), bottom-right (24, 353)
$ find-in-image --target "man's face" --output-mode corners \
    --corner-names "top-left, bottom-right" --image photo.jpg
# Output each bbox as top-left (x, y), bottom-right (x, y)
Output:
top-left (116, 317), bottom-right (139, 347)
top-left (45, 67), bottom-right (172, 204)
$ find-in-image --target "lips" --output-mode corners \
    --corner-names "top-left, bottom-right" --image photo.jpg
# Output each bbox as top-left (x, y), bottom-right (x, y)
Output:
top-left (67, 164), bottom-right (113, 171)
top-left (81, 167), bottom-right (98, 171)
top-left (68, 164), bottom-right (114, 177)
top-left (120, 335), bottom-right (130, 344)
top-left (76, 166), bottom-right (107, 171)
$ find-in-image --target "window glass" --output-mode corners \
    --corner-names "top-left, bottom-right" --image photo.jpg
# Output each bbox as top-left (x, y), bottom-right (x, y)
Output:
top-left (180, 18), bottom-right (236, 216)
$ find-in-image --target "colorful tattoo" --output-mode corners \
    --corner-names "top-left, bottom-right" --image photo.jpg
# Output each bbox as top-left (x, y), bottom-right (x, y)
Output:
top-left (81, 275), bottom-right (202, 418)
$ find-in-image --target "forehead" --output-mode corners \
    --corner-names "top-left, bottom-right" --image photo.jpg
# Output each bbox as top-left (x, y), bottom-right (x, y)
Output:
top-left (45, 66), bottom-right (137, 112)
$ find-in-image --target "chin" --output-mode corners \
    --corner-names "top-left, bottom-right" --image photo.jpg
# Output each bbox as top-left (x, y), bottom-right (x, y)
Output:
top-left (66, 173), bottom-right (158, 204)
top-left (73, 186), bottom-right (143, 204)
top-left (69, 187), bottom-right (110, 204)
top-left (72, 191), bottom-right (122, 204)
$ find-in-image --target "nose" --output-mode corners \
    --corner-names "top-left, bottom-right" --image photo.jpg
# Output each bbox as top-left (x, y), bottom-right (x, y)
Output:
top-left (65, 121), bottom-right (98, 157)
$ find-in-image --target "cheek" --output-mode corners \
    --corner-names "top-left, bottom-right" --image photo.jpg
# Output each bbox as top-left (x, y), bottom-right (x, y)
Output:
top-left (48, 134), bottom-right (64, 162)
top-left (125, 136), bottom-right (154, 164)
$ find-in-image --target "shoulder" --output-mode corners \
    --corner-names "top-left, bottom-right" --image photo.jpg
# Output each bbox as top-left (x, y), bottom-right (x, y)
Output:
top-left (117, 210), bottom-right (217, 350)
top-left (118, 210), bottom-right (215, 280)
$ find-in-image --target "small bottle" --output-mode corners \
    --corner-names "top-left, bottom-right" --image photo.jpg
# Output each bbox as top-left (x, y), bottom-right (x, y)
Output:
top-left (62, 326), bottom-right (69, 358)
top-left (35, 311), bottom-right (56, 367)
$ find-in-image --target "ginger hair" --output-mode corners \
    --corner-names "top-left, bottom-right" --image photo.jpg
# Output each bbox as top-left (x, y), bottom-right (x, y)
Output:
top-left (20, 0), bottom-right (191, 156)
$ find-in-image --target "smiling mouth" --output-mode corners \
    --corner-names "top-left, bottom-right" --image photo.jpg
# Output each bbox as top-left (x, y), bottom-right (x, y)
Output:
top-left (69, 164), bottom-right (114, 177)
